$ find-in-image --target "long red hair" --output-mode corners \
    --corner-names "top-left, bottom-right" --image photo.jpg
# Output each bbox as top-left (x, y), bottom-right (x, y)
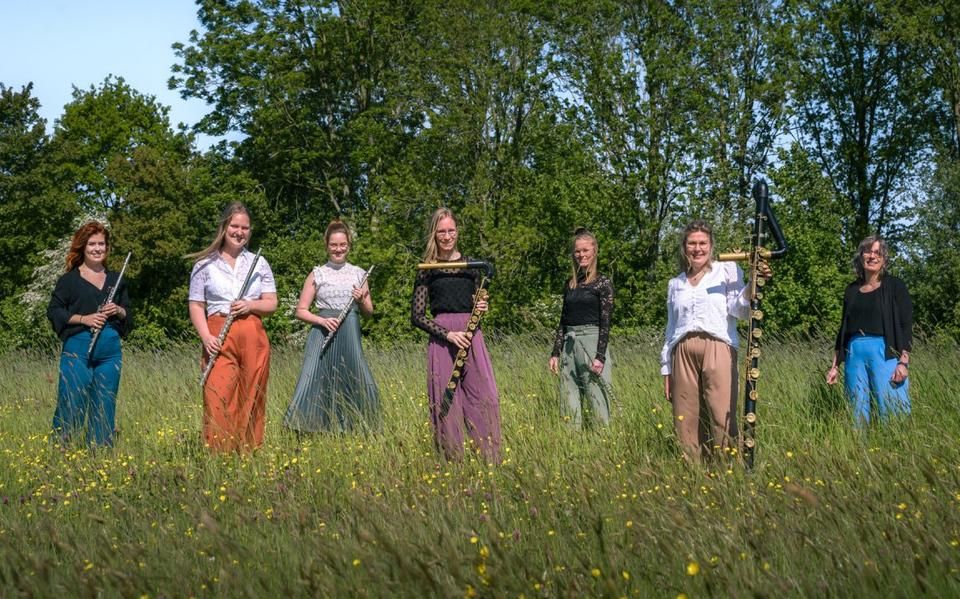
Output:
top-left (65, 222), bottom-right (110, 272)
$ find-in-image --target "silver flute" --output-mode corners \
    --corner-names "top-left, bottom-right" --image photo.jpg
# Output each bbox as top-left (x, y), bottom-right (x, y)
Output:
top-left (87, 252), bottom-right (132, 359)
top-left (199, 248), bottom-right (262, 388)
top-left (317, 265), bottom-right (375, 357)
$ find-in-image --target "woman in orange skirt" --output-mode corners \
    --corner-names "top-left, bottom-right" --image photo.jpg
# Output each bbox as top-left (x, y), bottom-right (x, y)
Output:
top-left (187, 202), bottom-right (277, 452)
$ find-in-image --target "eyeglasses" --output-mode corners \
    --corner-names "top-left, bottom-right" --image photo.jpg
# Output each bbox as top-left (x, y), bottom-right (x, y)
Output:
top-left (861, 250), bottom-right (884, 257)
top-left (436, 229), bottom-right (458, 239)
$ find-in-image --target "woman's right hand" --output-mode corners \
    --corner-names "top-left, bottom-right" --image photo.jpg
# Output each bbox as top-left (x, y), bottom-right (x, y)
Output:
top-left (318, 317), bottom-right (340, 333)
top-left (446, 330), bottom-right (472, 350)
top-left (548, 356), bottom-right (559, 375)
top-left (81, 311), bottom-right (108, 330)
top-left (202, 334), bottom-right (221, 356)
top-left (826, 365), bottom-right (839, 385)
top-left (663, 375), bottom-right (672, 402)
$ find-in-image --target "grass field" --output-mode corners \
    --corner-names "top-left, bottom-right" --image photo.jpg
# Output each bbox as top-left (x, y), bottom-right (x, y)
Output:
top-left (0, 334), bottom-right (958, 597)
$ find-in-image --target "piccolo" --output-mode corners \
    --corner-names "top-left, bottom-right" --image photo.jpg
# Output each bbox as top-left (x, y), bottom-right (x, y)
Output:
top-left (417, 260), bottom-right (495, 419)
top-left (200, 248), bottom-right (262, 388)
top-left (719, 179), bottom-right (787, 469)
top-left (87, 252), bottom-right (132, 359)
top-left (317, 265), bottom-right (376, 357)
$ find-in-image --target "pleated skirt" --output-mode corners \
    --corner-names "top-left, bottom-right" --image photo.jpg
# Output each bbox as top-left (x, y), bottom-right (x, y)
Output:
top-left (284, 309), bottom-right (381, 433)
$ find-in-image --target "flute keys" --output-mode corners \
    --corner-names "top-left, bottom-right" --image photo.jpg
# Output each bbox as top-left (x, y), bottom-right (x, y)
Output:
top-left (745, 412), bottom-right (757, 424)
top-left (744, 436), bottom-right (756, 448)
top-left (751, 328), bottom-right (763, 339)
top-left (749, 347), bottom-right (761, 358)
top-left (748, 368), bottom-right (760, 380)
top-left (752, 310), bottom-right (764, 320)
top-left (749, 390), bottom-right (759, 401)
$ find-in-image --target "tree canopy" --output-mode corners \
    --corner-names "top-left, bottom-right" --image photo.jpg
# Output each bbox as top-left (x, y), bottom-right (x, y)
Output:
top-left (2, 0), bottom-right (958, 349)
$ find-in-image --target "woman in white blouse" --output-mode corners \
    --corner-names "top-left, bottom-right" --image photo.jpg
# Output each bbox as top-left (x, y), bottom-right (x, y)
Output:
top-left (283, 220), bottom-right (380, 434)
top-left (660, 220), bottom-right (759, 462)
top-left (187, 202), bottom-right (277, 452)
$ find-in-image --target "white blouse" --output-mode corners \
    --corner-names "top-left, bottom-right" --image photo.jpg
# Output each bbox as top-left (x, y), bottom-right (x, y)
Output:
top-left (188, 249), bottom-right (277, 316)
top-left (660, 261), bottom-right (750, 375)
top-left (312, 262), bottom-right (367, 310)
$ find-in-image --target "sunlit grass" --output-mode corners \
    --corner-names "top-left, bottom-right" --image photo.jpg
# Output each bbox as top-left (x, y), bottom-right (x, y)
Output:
top-left (0, 334), bottom-right (958, 596)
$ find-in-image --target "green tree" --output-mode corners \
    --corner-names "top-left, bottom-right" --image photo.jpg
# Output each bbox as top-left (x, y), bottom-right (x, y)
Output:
top-left (0, 83), bottom-right (74, 298)
top-left (787, 0), bottom-right (935, 241)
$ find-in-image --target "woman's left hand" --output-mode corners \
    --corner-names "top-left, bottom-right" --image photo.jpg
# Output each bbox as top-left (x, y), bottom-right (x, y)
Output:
top-left (756, 259), bottom-right (772, 280)
top-left (891, 363), bottom-right (909, 384)
top-left (230, 300), bottom-right (252, 316)
top-left (100, 302), bottom-right (122, 318)
top-left (590, 359), bottom-right (604, 375)
top-left (475, 299), bottom-right (488, 313)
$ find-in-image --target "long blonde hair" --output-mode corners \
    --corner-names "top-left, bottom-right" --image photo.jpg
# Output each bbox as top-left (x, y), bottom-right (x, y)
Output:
top-left (185, 202), bottom-right (251, 261)
top-left (568, 227), bottom-right (598, 288)
top-left (422, 207), bottom-right (457, 263)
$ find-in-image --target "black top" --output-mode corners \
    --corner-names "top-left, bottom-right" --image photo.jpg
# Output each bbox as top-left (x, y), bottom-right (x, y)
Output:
top-left (47, 268), bottom-right (132, 341)
top-left (550, 274), bottom-right (614, 362)
top-left (411, 257), bottom-right (484, 341)
top-left (834, 275), bottom-right (912, 361)
top-left (845, 287), bottom-right (884, 337)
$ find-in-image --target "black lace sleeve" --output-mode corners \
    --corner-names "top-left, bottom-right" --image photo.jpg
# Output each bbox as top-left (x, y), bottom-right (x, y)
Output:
top-left (550, 283), bottom-right (566, 358)
top-left (411, 269), bottom-right (449, 341)
top-left (595, 275), bottom-right (614, 362)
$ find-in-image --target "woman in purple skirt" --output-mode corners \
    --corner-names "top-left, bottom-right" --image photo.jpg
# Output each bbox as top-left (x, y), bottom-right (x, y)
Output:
top-left (411, 208), bottom-right (501, 463)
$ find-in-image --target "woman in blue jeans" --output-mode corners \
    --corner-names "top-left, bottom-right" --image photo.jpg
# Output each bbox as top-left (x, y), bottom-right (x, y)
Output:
top-left (826, 236), bottom-right (912, 425)
top-left (47, 221), bottom-right (131, 446)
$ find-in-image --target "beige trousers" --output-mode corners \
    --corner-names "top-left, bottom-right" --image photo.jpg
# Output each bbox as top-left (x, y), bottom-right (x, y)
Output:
top-left (670, 333), bottom-right (738, 460)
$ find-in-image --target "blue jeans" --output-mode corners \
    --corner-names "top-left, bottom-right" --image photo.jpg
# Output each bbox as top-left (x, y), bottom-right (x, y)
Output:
top-left (53, 327), bottom-right (123, 446)
top-left (844, 335), bottom-right (909, 426)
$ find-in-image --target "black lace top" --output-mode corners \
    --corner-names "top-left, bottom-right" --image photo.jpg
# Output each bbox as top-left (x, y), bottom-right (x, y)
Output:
top-left (550, 274), bottom-right (614, 362)
top-left (411, 257), bottom-right (484, 341)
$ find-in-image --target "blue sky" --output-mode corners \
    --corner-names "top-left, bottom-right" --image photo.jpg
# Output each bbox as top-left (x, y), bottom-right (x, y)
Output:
top-left (1, 1), bottom-right (226, 148)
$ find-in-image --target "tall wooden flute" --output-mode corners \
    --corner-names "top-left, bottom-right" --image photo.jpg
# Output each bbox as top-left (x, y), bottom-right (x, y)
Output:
top-left (718, 179), bottom-right (787, 468)
top-left (199, 248), bottom-right (262, 388)
top-left (317, 265), bottom-right (376, 357)
top-left (87, 252), bottom-right (132, 359)
top-left (416, 260), bottom-right (495, 419)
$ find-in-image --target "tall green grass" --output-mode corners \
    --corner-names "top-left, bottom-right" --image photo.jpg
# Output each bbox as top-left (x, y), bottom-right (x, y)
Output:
top-left (0, 335), bottom-right (958, 597)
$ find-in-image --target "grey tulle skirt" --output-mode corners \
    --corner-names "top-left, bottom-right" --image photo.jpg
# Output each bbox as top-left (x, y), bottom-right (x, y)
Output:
top-left (283, 309), bottom-right (381, 433)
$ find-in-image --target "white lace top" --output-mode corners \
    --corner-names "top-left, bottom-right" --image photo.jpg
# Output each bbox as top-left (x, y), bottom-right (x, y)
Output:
top-left (312, 262), bottom-right (367, 310)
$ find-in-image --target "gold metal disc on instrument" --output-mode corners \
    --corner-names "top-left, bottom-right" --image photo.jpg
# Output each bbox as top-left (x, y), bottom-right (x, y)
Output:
top-left (456, 359), bottom-right (464, 367)
top-left (750, 347), bottom-right (761, 358)
top-left (745, 412), bottom-right (757, 424)
top-left (447, 382), bottom-right (457, 390)
top-left (752, 310), bottom-right (764, 320)
top-left (744, 437), bottom-right (756, 448)
top-left (749, 368), bottom-right (760, 380)
top-left (756, 277), bottom-right (766, 287)
top-left (752, 328), bottom-right (763, 339)
top-left (749, 390), bottom-right (758, 400)
top-left (756, 291), bottom-right (764, 300)
top-left (452, 370), bottom-right (460, 378)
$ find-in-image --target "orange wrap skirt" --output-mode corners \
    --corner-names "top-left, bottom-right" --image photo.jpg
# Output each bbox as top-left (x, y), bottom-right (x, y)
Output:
top-left (201, 314), bottom-right (270, 452)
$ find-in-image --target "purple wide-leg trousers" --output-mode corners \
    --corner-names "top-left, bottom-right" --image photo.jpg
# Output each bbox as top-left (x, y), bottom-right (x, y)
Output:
top-left (427, 313), bottom-right (501, 463)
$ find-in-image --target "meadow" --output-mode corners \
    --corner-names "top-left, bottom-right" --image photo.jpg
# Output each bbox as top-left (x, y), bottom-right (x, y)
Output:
top-left (0, 333), bottom-right (958, 597)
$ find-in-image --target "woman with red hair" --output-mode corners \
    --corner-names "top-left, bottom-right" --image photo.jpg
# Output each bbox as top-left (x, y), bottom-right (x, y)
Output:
top-left (47, 221), bottom-right (131, 447)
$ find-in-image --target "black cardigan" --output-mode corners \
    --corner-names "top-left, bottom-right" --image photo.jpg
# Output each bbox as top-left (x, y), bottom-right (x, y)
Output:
top-left (834, 275), bottom-right (912, 362)
top-left (47, 268), bottom-right (132, 341)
